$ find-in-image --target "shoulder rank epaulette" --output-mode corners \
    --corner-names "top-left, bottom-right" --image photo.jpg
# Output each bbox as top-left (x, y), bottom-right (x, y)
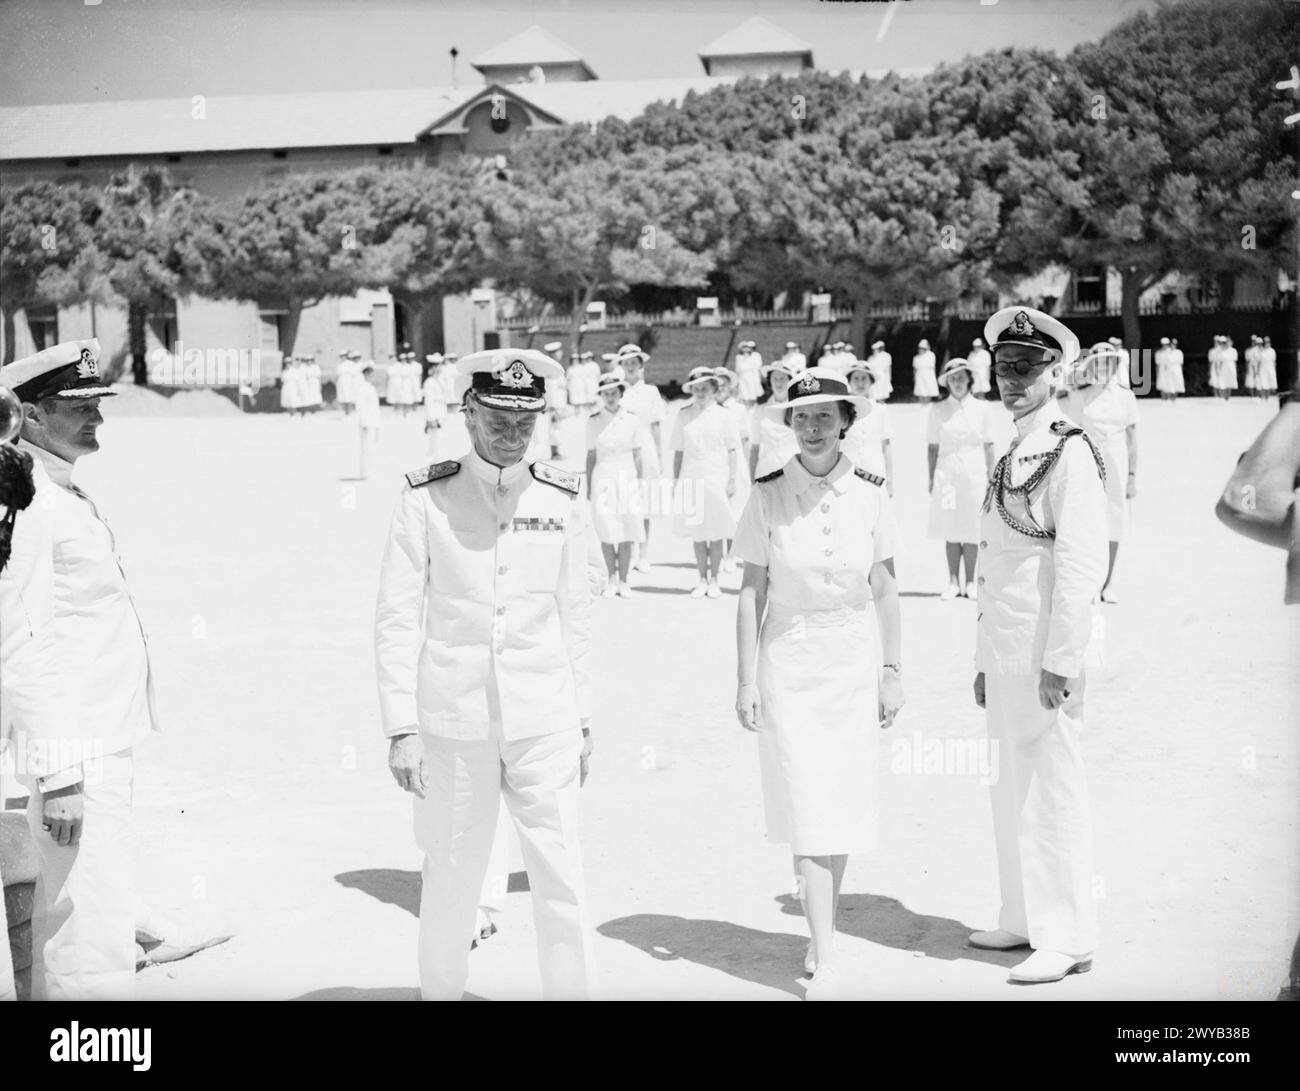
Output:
top-left (405, 460), bottom-right (460, 488)
top-left (1049, 420), bottom-right (1083, 437)
top-left (530, 461), bottom-right (580, 495)
top-left (755, 468), bottom-right (784, 484)
top-left (854, 468), bottom-right (885, 487)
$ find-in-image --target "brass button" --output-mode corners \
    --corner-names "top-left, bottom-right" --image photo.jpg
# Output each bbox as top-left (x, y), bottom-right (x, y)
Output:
top-left (498, 565), bottom-right (507, 575)
top-left (979, 540), bottom-right (987, 549)
top-left (820, 503), bottom-right (830, 513)
top-left (824, 548), bottom-right (832, 557)
top-left (496, 606), bottom-right (505, 616)
top-left (977, 576), bottom-right (986, 585)
top-left (822, 526), bottom-right (832, 535)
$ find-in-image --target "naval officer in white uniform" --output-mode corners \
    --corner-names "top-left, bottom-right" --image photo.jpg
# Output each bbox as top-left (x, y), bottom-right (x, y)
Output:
top-left (0, 339), bottom-right (161, 999)
top-left (375, 348), bottom-right (601, 1001)
top-left (970, 307), bottom-right (1108, 985)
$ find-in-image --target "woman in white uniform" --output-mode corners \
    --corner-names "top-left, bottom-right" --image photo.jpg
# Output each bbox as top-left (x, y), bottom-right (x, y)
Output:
top-left (733, 366), bottom-right (904, 1001)
top-left (1257, 336), bottom-right (1278, 398)
top-left (586, 373), bottom-right (647, 597)
top-left (748, 360), bottom-right (801, 481)
top-left (733, 340), bottom-right (764, 405)
top-left (840, 361), bottom-right (894, 493)
top-left (618, 348), bottom-right (665, 571)
top-left (1064, 344), bottom-right (1139, 603)
top-left (1154, 337), bottom-right (1184, 401)
top-left (672, 366), bottom-right (740, 598)
top-left (279, 357), bottom-right (302, 416)
top-left (1209, 335), bottom-right (1238, 400)
top-left (926, 358), bottom-right (996, 600)
top-left (714, 366), bottom-right (752, 569)
top-left (912, 339), bottom-right (939, 402)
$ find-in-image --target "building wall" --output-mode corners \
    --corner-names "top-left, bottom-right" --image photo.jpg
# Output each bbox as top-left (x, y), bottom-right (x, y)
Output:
top-left (705, 54), bottom-right (808, 78)
top-left (477, 61), bottom-right (591, 84)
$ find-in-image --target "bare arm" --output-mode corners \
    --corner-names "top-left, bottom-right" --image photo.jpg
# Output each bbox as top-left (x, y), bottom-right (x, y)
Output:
top-left (585, 450), bottom-right (597, 499)
top-left (983, 442), bottom-right (995, 480)
top-left (882, 439), bottom-right (895, 497)
top-left (1215, 401), bottom-right (1300, 549)
top-left (673, 451), bottom-right (683, 481)
top-left (868, 557), bottom-right (903, 728)
top-left (734, 562), bottom-right (768, 731)
top-left (927, 443), bottom-right (939, 491)
top-left (1125, 423), bottom-right (1138, 497)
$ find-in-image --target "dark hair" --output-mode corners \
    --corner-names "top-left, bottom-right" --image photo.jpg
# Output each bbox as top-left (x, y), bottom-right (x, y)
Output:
top-left (784, 400), bottom-right (857, 438)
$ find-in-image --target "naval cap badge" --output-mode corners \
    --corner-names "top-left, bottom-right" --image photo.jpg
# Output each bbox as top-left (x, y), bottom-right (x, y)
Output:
top-left (499, 359), bottom-right (532, 388)
top-left (77, 347), bottom-right (98, 378)
top-left (797, 373), bottom-right (820, 394)
top-left (1008, 310), bottom-right (1036, 337)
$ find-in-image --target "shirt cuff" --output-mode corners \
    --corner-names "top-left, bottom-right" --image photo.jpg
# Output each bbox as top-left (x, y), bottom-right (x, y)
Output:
top-left (384, 723), bottom-right (419, 740)
top-left (1040, 652), bottom-right (1082, 678)
top-left (37, 767), bottom-right (84, 792)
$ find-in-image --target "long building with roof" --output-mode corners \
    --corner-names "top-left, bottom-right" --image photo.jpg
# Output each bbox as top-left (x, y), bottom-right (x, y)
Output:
top-left (2, 17), bottom-right (889, 378)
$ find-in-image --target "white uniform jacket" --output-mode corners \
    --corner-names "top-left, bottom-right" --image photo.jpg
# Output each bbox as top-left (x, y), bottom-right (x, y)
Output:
top-left (0, 441), bottom-right (158, 788)
top-left (975, 401), bottom-right (1108, 678)
top-left (375, 447), bottom-right (596, 742)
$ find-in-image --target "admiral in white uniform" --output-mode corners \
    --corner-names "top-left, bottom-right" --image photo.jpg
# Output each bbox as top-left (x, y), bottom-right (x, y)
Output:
top-left (0, 340), bottom-right (160, 999)
top-left (969, 308), bottom-right (1108, 985)
top-left (375, 348), bottom-right (601, 1001)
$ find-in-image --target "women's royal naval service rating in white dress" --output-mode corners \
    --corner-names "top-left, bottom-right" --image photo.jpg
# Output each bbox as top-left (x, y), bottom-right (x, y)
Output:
top-left (374, 348), bottom-right (601, 1002)
top-left (733, 341), bottom-right (764, 403)
top-left (972, 306), bottom-right (1108, 985)
top-left (671, 370), bottom-right (741, 542)
top-left (840, 395), bottom-right (893, 484)
top-left (968, 339), bottom-right (993, 396)
top-left (1209, 335), bottom-right (1238, 394)
top-left (927, 364), bottom-right (996, 544)
top-left (1154, 338), bottom-right (1184, 397)
top-left (586, 388), bottom-right (648, 545)
top-left (912, 341), bottom-right (939, 399)
top-left (866, 342), bottom-right (893, 401)
top-left (1064, 353), bottom-right (1140, 542)
top-left (733, 446), bottom-right (898, 855)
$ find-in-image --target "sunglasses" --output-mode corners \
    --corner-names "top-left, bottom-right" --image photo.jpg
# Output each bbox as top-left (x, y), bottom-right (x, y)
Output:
top-left (992, 355), bottom-right (1054, 379)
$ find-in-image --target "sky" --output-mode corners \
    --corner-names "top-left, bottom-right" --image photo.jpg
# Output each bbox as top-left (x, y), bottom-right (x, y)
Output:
top-left (0, 0), bottom-right (1162, 106)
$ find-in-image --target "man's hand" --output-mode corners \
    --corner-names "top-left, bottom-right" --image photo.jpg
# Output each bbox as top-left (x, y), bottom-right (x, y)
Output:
top-left (726, 477), bottom-right (736, 498)
top-left (388, 734), bottom-right (426, 798)
top-left (879, 670), bottom-right (904, 729)
top-left (580, 731), bottom-right (594, 787)
top-left (41, 784), bottom-right (84, 846)
top-left (736, 682), bottom-right (762, 732)
top-left (1126, 474), bottom-right (1137, 499)
top-left (1038, 669), bottom-right (1071, 710)
top-left (973, 672), bottom-right (986, 709)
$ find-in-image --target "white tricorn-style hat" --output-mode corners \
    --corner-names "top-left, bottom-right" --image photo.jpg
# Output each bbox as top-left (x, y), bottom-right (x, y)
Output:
top-left (767, 367), bottom-right (871, 416)
top-left (1159, 337), bottom-right (1171, 345)
top-left (784, 341), bottom-right (799, 350)
top-left (982, 306), bottom-right (1080, 368)
top-left (456, 348), bottom-right (562, 412)
top-left (0, 338), bottom-right (116, 401)
top-left (682, 365), bottom-right (720, 390)
top-left (938, 357), bottom-right (974, 386)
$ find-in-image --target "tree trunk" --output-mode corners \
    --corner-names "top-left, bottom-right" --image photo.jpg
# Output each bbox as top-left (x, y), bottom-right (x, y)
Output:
top-left (1119, 268), bottom-right (1142, 352)
top-left (281, 302), bottom-right (303, 359)
top-left (127, 301), bottom-right (148, 386)
top-left (849, 295), bottom-right (871, 358)
top-left (1, 307), bottom-right (15, 366)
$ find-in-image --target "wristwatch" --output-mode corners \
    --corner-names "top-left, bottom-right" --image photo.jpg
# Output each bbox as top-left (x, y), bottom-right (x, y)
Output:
top-left (881, 662), bottom-right (902, 674)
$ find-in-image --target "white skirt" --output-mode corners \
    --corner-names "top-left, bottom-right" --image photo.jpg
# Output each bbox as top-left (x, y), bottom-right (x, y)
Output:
top-left (757, 603), bottom-right (880, 855)
top-left (1156, 362), bottom-right (1184, 394)
top-left (914, 366), bottom-right (940, 398)
top-left (737, 371), bottom-right (764, 402)
top-left (672, 456), bottom-right (736, 541)
top-left (1210, 360), bottom-right (1238, 390)
top-left (1097, 431), bottom-right (1130, 540)
top-left (927, 446), bottom-right (986, 543)
top-left (590, 455), bottom-right (645, 544)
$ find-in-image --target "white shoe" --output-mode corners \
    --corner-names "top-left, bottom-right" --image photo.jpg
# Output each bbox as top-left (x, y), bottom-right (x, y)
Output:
top-left (634, 558), bottom-right (652, 573)
top-left (601, 584), bottom-right (617, 599)
top-left (1100, 586), bottom-right (1118, 604)
top-left (940, 584), bottom-right (959, 601)
top-left (965, 581), bottom-right (977, 599)
top-left (968, 928), bottom-right (1030, 951)
top-left (804, 964), bottom-right (841, 1001)
top-left (721, 557), bottom-right (737, 573)
top-left (616, 582), bottom-right (633, 598)
top-left (705, 581), bottom-right (721, 599)
top-left (1008, 949), bottom-right (1092, 984)
top-left (804, 941), bottom-right (817, 976)
top-left (689, 583), bottom-right (707, 598)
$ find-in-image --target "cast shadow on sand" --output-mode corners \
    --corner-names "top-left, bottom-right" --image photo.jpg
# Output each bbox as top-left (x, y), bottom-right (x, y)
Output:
top-left (333, 867), bottom-right (531, 918)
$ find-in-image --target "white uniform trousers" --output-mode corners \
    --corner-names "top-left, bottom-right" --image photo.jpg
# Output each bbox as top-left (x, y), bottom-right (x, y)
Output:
top-left (984, 675), bottom-right (1097, 957)
top-left (23, 750), bottom-right (136, 1000)
top-left (413, 730), bottom-right (596, 1000)
top-left (479, 801), bottom-right (511, 916)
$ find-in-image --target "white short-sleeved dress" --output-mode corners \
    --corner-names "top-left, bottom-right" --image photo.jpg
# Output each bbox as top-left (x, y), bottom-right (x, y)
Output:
top-left (1065, 382), bottom-right (1139, 540)
top-left (734, 351), bottom-right (764, 402)
top-left (587, 406), bottom-right (647, 544)
top-left (672, 402), bottom-right (740, 541)
top-left (722, 397), bottom-right (752, 522)
top-left (733, 455), bottom-right (899, 855)
top-left (1210, 347), bottom-right (1239, 391)
top-left (841, 402), bottom-right (893, 481)
top-left (968, 349), bottom-right (993, 396)
top-left (926, 394), bottom-right (993, 543)
top-left (749, 401), bottom-right (799, 480)
top-left (622, 379), bottom-right (666, 478)
top-left (1257, 347), bottom-right (1278, 392)
top-left (279, 366), bottom-right (302, 412)
top-left (912, 351), bottom-right (939, 398)
top-left (1155, 348), bottom-right (1185, 394)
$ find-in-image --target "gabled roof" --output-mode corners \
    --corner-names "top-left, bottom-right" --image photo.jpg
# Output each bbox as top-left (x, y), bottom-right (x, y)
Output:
top-left (0, 87), bottom-right (472, 160)
top-left (470, 25), bottom-right (596, 79)
top-left (417, 84), bottom-right (567, 138)
top-left (698, 16), bottom-right (813, 61)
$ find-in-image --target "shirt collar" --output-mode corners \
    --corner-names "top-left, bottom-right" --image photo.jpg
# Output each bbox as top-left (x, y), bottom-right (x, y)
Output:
top-left (463, 444), bottom-right (530, 487)
top-left (785, 453), bottom-right (852, 495)
top-left (17, 438), bottom-right (75, 488)
top-left (1012, 397), bottom-right (1064, 439)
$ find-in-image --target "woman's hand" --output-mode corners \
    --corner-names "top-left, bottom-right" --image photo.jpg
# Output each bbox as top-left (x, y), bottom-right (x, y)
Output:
top-left (1126, 473), bottom-right (1137, 499)
top-left (726, 476), bottom-right (736, 498)
top-left (735, 682), bottom-right (762, 732)
top-left (878, 670), bottom-right (904, 729)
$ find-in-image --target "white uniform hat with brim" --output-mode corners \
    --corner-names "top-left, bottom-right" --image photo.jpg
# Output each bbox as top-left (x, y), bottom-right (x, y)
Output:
top-left (843, 358), bottom-right (876, 381)
top-left (426, 354), bottom-right (444, 363)
top-left (766, 367), bottom-right (871, 416)
top-left (543, 341), bottom-right (563, 353)
top-left (938, 357), bottom-right (973, 386)
top-left (762, 359), bottom-right (804, 379)
top-left (596, 372), bottom-right (627, 394)
top-left (682, 366), bottom-right (720, 391)
top-left (614, 343), bottom-right (649, 363)
top-left (917, 339), bottom-right (930, 350)
top-left (870, 341), bottom-right (885, 351)
top-left (712, 366), bottom-right (737, 385)
top-left (983, 306), bottom-right (1080, 368)
top-left (0, 338), bottom-right (116, 401)
top-left (456, 348), bottom-right (563, 412)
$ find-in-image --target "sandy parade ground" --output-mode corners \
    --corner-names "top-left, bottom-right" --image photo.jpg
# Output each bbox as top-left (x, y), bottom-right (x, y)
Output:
top-left (4, 387), bottom-right (1294, 1002)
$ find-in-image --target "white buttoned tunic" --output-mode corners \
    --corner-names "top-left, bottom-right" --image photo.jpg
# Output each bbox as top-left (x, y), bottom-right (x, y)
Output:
top-left (841, 401), bottom-right (893, 481)
top-left (732, 455), bottom-right (899, 855)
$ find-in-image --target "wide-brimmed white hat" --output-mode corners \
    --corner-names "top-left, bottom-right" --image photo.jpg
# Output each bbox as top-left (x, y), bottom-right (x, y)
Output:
top-left (765, 367), bottom-right (871, 416)
top-left (762, 359), bottom-right (804, 379)
top-left (682, 366), bottom-right (720, 391)
top-left (613, 342), bottom-right (649, 364)
top-left (596, 372), bottom-right (627, 394)
top-left (543, 341), bottom-right (563, 353)
top-left (938, 357), bottom-right (974, 386)
top-left (712, 366), bottom-right (737, 385)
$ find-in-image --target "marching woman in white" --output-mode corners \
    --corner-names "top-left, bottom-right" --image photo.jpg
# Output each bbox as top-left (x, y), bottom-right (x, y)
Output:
top-left (927, 359), bottom-right (996, 600)
top-left (672, 366), bottom-right (740, 598)
top-left (968, 337), bottom-right (993, 397)
top-left (1063, 344), bottom-right (1139, 604)
top-left (585, 373), bottom-right (647, 598)
top-left (748, 360), bottom-right (801, 482)
top-left (618, 346), bottom-right (666, 571)
top-left (304, 354), bottom-right (324, 413)
top-left (1209, 335), bottom-right (1237, 400)
top-left (840, 360), bottom-right (894, 493)
top-left (866, 341), bottom-right (893, 401)
top-left (733, 366), bottom-right (904, 1001)
top-left (335, 350), bottom-right (359, 414)
top-left (423, 354), bottom-right (446, 449)
top-left (1258, 336), bottom-right (1278, 398)
top-left (733, 340), bottom-right (764, 406)
top-left (1154, 337), bottom-right (1184, 402)
top-left (279, 356), bottom-right (301, 416)
top-left (912, 339), bottom-right (939, 402)
top-left (714, 366), bottom-right (752, 570)
top-left (1244, 336), bottom-right (1261, 398)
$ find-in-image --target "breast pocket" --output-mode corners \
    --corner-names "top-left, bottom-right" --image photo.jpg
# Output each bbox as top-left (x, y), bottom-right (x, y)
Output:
top-left (516, 529), bottom-right (565, 593)
top-left (427, 525), bottom-right (495, 597)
